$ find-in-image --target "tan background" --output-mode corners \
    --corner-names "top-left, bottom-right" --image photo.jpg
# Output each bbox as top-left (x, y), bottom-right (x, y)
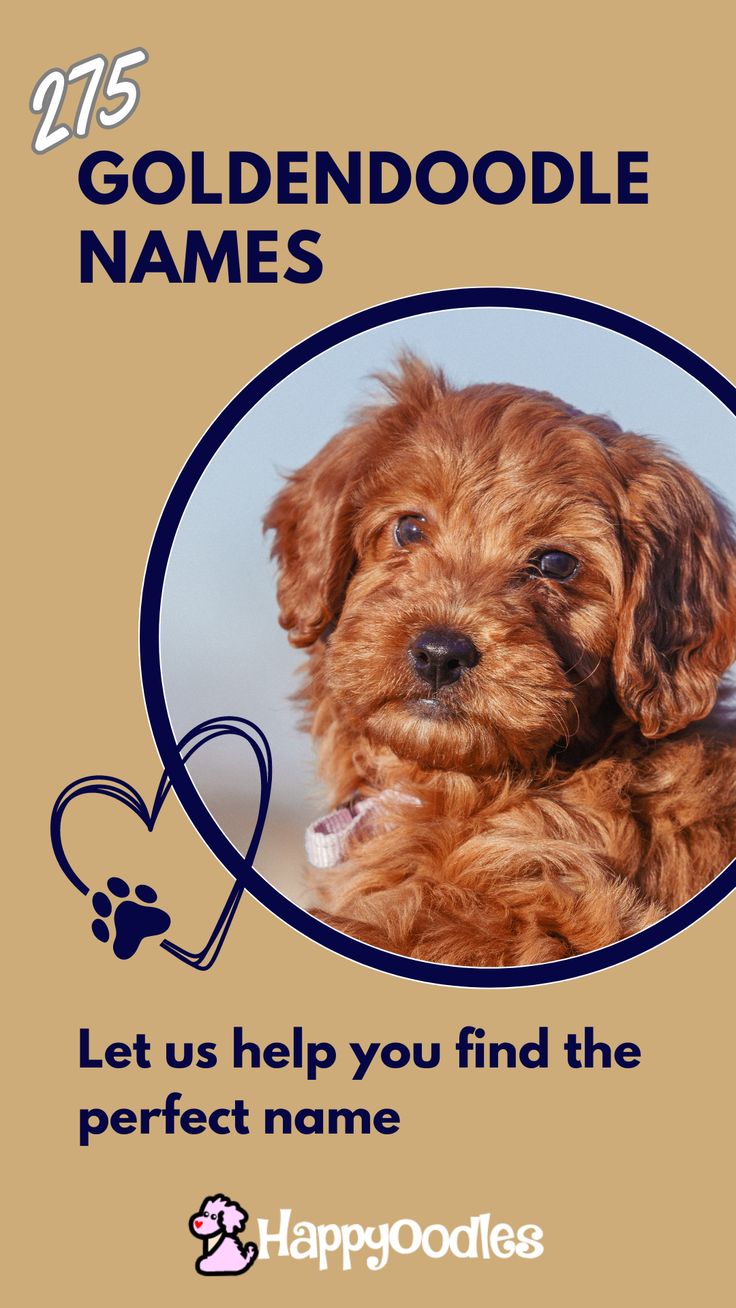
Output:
top-left (7, 2), bottom-right (735, 1302)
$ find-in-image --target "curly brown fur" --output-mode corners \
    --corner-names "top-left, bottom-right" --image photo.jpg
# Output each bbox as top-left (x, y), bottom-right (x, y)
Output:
top-left (264, 356), bottom-right (736, 966)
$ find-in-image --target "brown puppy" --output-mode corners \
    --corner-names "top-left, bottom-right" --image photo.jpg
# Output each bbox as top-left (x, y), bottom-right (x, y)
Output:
top-left (264, 356), bottom-right (736, 965)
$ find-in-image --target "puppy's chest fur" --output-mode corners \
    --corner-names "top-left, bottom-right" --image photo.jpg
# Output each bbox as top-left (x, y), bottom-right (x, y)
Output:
top-left (310, 731), bottom-right (735, 965)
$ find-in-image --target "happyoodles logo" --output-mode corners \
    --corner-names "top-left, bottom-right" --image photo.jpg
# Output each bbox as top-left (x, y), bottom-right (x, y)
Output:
top-left (186, 1202), bottom-right (544, 1271)
top-left (190, 1195), bottom-right (259, 1276)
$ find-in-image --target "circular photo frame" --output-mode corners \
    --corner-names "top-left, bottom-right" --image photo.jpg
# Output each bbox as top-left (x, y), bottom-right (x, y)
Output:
top-left (140, 287), bottom-right (736, 986)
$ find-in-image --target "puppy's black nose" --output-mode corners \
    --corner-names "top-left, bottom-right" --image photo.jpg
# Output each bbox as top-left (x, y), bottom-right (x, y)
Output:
top-left (409, 628), bottom-right (480, 690)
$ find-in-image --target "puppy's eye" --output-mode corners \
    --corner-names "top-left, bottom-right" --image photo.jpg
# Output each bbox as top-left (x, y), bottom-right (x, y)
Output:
top-left (533, 550), bottom-right (579, 580)
top-left (394, 514), bottom-right (427, 547)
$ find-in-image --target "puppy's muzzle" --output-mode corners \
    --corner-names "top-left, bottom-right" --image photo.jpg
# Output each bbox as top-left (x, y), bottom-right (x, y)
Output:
top-left (408, 627), bottom-right (480, 691)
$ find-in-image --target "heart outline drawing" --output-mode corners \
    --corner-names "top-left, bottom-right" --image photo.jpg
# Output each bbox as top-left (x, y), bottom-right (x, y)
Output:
top-left (50, 716), bottom-right (272, 970)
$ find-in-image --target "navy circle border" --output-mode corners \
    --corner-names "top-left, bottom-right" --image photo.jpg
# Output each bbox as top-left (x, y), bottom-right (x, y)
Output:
top-left (140, 287), bottom-right (736, 987)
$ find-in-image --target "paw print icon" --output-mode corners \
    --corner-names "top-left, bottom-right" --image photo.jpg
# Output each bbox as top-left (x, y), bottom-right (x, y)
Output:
top-left (49, 716), bottom-right (272, 971)
top-left (91, 877), bottom-right (170, 959)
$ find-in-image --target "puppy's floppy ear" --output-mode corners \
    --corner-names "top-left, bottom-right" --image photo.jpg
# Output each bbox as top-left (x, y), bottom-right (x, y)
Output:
top-left (264, 353), bottom-right (447, 648)
top-left (611, 435), bottom-right (736, 738)
top-left (264, 425), bottom-right (366, 647)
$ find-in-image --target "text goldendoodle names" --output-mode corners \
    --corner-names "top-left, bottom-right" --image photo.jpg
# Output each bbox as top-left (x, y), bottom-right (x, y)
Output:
top-left (78, 148), bottom-right (648, 283)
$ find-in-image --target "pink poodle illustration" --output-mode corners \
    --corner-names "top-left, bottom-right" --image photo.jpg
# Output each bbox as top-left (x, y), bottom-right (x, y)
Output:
top-left (189, 1195), bottom-right (259, 1276)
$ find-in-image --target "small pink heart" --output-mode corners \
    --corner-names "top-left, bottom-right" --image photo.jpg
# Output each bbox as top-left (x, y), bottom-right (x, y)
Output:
top-left (194, 1220), bottom-right (202, 1229)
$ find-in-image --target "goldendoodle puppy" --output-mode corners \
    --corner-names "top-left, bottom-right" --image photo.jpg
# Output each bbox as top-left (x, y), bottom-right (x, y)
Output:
top-left (265, 356), bottom-right (736, 965)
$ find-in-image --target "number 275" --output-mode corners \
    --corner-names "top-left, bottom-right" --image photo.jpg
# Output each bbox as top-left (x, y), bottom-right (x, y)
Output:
top-left (30, 48), bottom-right (148, 154)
